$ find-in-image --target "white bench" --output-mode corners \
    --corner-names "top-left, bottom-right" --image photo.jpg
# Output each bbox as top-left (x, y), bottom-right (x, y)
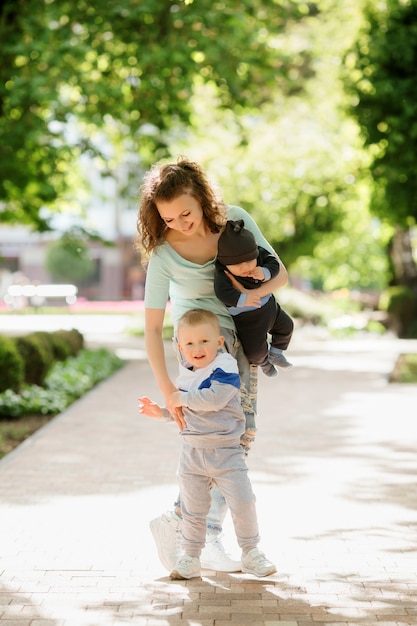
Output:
top-left (5, 284), bottom-right (78, 308)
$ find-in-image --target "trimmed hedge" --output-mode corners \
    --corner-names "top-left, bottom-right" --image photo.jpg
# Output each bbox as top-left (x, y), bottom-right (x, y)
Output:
top-left (32, 331), bottom-right (72, 362)
top-left (53, 328), bottom-right (84, 355)
top-left (0, 347), bottom-right (125, 418)
top-left (0, 336), bottom-right (25, 393)
top-left (0, 328), bottom-right (85, 391)
top-left (14, 335), bottom-right (54, 386)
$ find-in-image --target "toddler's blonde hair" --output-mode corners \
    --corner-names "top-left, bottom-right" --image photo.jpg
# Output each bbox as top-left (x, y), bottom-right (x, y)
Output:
top-left (178, 309), bottom-right (220, 334)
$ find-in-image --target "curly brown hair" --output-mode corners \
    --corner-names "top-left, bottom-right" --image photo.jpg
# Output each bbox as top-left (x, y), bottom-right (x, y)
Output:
top-left (136, 157), bottom-right (227, 255)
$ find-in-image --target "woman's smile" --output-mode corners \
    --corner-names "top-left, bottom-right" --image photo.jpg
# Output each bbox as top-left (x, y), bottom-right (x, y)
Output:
top-left (180, 221), bottom-right (194, 234)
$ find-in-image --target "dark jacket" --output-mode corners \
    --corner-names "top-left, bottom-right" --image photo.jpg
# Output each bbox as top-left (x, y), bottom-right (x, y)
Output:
top-left (214, 246), bottom-right (280, 308)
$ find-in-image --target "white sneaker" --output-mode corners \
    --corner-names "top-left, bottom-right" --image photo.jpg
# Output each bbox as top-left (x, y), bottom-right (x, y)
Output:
top-left (170, 553), bottom-right (201, 580)
top-left (242, 548), bottom-right (277, 577)
top-left (149, 511), bottom-right (182, 572)
top-left (201, 535), bottom-right (241, 572)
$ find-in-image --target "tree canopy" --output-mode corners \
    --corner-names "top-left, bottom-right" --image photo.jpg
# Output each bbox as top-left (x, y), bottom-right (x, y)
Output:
top-left (2, 0), bottom-right (411, 296)
top-left (168, 4), bottom-right (388, 291)
top-left (344, 0), bottom-right (417, 290)
top-left (0, 0), bottom-right (312, 230)
top-left (345, 0), bottom-right (417, 227)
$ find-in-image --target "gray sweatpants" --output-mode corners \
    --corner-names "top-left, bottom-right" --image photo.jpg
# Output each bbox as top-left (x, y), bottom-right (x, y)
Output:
top-left (177, 443), bottom-right (260, 557)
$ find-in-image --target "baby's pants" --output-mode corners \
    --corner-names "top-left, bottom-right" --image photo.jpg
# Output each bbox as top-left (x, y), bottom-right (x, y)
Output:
top-left (235, 297), bottom-right (294, 369)
top-left (177, 443), bottom-right (260, 557)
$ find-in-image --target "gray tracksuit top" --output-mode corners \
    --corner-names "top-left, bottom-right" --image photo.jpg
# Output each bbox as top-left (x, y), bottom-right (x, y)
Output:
top-left (162, 352), bottom-right (245, 448)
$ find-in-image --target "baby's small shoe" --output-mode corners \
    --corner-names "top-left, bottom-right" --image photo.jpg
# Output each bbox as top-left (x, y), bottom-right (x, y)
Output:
top-left (261, 362), bottom-right (278, 377)
top-left (268, 350), bottom-right (293, 369)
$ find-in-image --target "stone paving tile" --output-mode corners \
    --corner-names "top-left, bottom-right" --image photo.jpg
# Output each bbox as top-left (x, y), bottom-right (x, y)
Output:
top-left (1, 332), bottom-right (417, 625)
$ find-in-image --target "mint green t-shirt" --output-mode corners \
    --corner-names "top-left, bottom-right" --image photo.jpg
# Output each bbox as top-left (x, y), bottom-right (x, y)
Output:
top-left (144, 205), bottom-right (276, 331)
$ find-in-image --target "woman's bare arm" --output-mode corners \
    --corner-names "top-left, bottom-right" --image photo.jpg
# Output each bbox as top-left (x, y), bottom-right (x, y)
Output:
top-left (255, 259), bottom-right (288, 295)
top-left (226, 258), bottom-right (288, 301)
top-left (145, 308), bottom-right (186, 430)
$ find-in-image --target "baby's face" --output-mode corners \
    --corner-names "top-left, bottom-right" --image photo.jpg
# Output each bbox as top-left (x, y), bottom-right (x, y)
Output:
top-left (226, 258), bottom-right (257, 277)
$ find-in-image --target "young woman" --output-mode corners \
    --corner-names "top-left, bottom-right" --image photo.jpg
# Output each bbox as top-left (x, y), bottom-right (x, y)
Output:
top-left (136, 156), bottom-right (288, 573)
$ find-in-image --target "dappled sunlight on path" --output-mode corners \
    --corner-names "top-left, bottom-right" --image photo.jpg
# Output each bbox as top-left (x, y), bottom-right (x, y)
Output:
top-left (1, 332), bottom-right (417, 625)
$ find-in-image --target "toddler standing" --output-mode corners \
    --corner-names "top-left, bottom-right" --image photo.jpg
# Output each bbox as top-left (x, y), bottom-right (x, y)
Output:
top-left (139, 308), bottom-right (277, 579)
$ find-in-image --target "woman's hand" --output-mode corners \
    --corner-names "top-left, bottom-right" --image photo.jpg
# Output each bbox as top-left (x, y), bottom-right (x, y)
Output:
top-left (225, 271), bottom-right (261, 307)
top-left (244, 291), bottom-right (262, 308)
top-left (226, 260), bottom-right (288, 301)
top-left (165, 390), bottom-right (187, 431)
top-left (145, 307), bottom-right (186, 431)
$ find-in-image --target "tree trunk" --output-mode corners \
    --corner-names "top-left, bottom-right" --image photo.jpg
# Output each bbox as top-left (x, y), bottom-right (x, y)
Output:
top-left (388, 225), bottom-right (417, 289)
top-left (386, 225), bottom-right (417, 337)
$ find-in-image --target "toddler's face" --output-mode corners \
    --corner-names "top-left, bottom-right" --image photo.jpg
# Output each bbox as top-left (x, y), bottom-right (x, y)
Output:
top-left (226, 258), bottom-right (257, 277)
top-left (178, 322), bottom-right (224, 369)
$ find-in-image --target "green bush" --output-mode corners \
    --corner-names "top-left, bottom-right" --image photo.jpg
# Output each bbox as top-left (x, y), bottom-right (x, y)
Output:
top-left (0, 348), bottom-right (125, 418)
top-left (14, 334), bottom-right (54, 386)
top-left (0, 329), bottom-right (86, 396)
top-left (30, 331), bottom-right (55, 363)
top-left (0, 335), bottom-right (25, 393)
top-left (33, 330), bottom-right (72, 361)
top-left (53, 328), bottom-right (84, 356)
top-left (45, 230), bottom-right (95, 283)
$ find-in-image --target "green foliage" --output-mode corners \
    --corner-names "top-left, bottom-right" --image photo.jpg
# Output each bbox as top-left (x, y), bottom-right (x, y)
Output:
top-left (33, 331), bottom-right (72, 361)
top-left (344, 0), bottom-right (417, 227)
top-left (0, 348), bottom-right (124, 418)
top-left (0, 336), bottom-right (24, 393)
top-left (174, 82), bottom-right (366, 271)
top-left (53, 328), bottom-right (84, 355)
top-left (1, 0), bottom-right (400, 295)
top-left (278, 286), bottom-right (361, 327)
top-left (14, 334), bottom-right (54, 386)
top-left (291, 210), bottom-right (391, 291)
top-left (30, 330), bottom-right (82, 362)
top-left (45, 348), bottom-right (123, 398)
top-left (0, 329), bottom-right (82, 393)
top-left (169, 2), bottom-right (388, 291)
top-left (29, 331), bottom-right (55, 363)
top-left (390, 353), bottom-right (417, 383)
top-left (0, 0), bottom-right (313, 230)
top-left (0, 386), bottom-right (68, 418)
top-left (365, 320), bottom-right (386, 336)
top-left (45, 229), bottom-right (95, 283)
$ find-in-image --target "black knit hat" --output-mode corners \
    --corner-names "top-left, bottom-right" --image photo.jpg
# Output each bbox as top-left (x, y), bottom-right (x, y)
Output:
top-left (217, 219), bottom-right (259, 265)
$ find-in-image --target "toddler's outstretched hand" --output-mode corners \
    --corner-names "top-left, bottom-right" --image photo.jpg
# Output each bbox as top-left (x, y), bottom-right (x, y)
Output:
top-left (138, 396), bottom-right (163, 419)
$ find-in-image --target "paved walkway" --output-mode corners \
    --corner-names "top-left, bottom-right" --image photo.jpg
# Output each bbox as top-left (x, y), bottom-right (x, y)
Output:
top-left (1, 327), bottom-right (417, 626)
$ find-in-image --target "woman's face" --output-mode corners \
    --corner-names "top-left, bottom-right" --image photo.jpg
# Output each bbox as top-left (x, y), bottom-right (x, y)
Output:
top-left (156, 193), bottom-right (204, 236)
